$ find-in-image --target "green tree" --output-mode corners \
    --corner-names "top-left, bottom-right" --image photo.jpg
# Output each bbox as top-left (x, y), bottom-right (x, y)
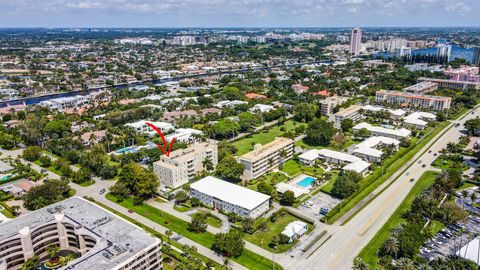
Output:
top-left (188, 215), bottom-right (207, 233)
top-left (294, 103), bottom-right (318, 122)
top-left (280, 190), bottom-right (296, 206)
top-left (38, 155), bottom-right (52, 167)
top-left (331, 171), bottom-right (362, 199)
top-left (211, 229), bottom-right (245, 257)
top-left (22, 146), bottom-right (43, 161)
top-left (238, 112), bottom-right (259, 131)
top-left (45, 120), bottom-right (71, 138)
top-left (381, 236), bottom-right (399, 258)
top-left (23, 179), bottom-right (72, 210)
top-left (202, 157), bottom-right (214, 172)
top-left (22, 256), bottom-right (41, 270)
top-left (47, 244), bottom-right (60, 260)
top-left (340, 118), bottom-right (354, 132)
top-left (114, 162), bottom-right (159, 200)
top-left (215, 155), bottom-right (244, 182)
top-left (175, 191), bottom-right (189, 204)
top-left (257, 181), bottom-right (275, 196)
top-left (213, 119), bottom-right (240, 139)
top-left (464, 118), bottom-right (480, 136)
top-left (305, 118), bottom-right (336, 146)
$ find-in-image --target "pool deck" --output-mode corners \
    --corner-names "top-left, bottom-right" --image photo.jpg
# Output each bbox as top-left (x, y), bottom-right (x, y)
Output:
top-left (289, 174), bottom-right (317, 189)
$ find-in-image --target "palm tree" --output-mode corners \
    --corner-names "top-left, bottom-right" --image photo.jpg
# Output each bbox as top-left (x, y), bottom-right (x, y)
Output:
top-left (165, 229), bottom-right (173, 243)
top-left (47, 244), bottom-right (60, 262)
top-left (222, 257), bottom-right (232, 270)
top-left (396, 257), bottom-right (415, 270)
top-left (353, 258), bottom-right (369, 270)
top-left (279, 149), bottom-right (288, 164)
top-left (382, 236), bottom-right (399, 258)
top-left (268, 157), bottom-right (274, 169)
top-left (202, 157), bottom-right (214, 172)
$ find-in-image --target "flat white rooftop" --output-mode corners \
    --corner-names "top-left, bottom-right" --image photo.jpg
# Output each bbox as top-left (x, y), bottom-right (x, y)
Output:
top-left (191, 176), bottom-right (270, 211)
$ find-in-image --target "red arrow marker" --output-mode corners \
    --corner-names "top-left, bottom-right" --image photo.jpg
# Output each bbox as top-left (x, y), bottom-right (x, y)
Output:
top-left (146, 122), bottom-right (176, 157)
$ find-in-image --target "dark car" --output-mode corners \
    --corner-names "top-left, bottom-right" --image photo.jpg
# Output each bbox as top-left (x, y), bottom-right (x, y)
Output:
top-left (99, 188), bottom-right (106, 194)
top-left (422, 164), bottom-right (426, 168)
top-left (128, 209), bottom-right (134, 214)
top-left (409, 178), bottom-right (415, 182)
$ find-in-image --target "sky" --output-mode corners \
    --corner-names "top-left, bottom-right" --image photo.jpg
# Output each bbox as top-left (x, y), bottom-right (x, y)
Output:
top-left (0, 0), bottom-right (479, 28)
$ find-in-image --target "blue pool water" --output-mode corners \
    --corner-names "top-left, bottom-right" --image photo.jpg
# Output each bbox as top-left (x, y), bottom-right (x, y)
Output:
top-left (0, 174), bottom-right (12, 181)
top-left (297, 176), bottom-right (316, 188)
top-left (115, 147), bottom-right (135, 154)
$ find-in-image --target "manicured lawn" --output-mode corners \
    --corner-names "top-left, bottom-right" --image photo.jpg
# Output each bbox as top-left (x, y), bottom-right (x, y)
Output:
top-left (192, 212), bottom-right (222, 228)
top-left (432, 155), bottom-right (469, 171)
top-left (34, 161), bottom-right (63, 175)
top-left (325, 121), bottom-right (450, 224)
top-left (246, 172), bottom-right (288, 192)
top-left (357, 170), bottom-right (440, 268)
top-left (233, 120), bottom-right (304, 155)
top-left (174, 204), bottom-right (191, 212)
top-left (79, 180), bottom-right (96, 187)
top-left (320, 174), bottom-right (339, 194)
top-left (90, 198), bottom-right (222, 269)
top-left (280, 159), bottom-right (324, 177)
top-left (105, 194), bottom-right (282, 270)
top-left (458, 182), bottom-right (478, 190)
top-left (243, 211), bottom-right (314, 253)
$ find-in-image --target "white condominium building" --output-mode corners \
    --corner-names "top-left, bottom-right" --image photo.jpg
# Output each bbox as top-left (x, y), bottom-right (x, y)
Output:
top-left (353, 122), bottom-right (411, 140)
top-left (190, 176), bottom-right (270, 219)
top-left (329, 104), bottom-right (363, 128)
top-left (125, 120), bottom-right (174, 135)
top-left (350, 27), bottom-right (362, 56)
top-left (237, 137), bottom-right (294, 181)
top-left (403, 112), bottom-right (436, 130)
top-left (298, 149), bottom-right (370, 176)
top-left (418, 77), bottom-right (480, 91)
top-left (153, 140), bottom-right (218, 188)
top-left (375, 90), bottom-right (451, 111)
top-left (0, 197), bottom-right (162, 270)
top-left (320, 96), bottom-right (349, 116)
top-left (352, 136), bottom-right (400, 163)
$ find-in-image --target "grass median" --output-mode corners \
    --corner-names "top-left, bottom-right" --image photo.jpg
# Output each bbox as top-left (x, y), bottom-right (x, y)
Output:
top-left (324, 121), bottom-right (449, 224)
top-left (357, 170), bottom-right (439, 268)
top-left (105, 193), bottom-right (283, 270)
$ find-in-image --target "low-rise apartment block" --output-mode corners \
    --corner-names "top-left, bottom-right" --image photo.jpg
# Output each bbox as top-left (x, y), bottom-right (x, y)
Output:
top-left (237, 137), bottom-right (294, 181)
top-left (375, 90), bottom-right (451, 111)
top-left (0, 197), bottom-right (162, 270)
top-left (418, 77), bottom-right (480, 91)
top-left (125, 120), bottom-right (174, 135)
top-left (329, 104), bottom-right (363, 128)
top-left (353, 122), bottom-right (411, 140)
top-left (153, 140), bottom-right (217, 188)
top-left (190, 176), bottom-right (270, 219)
top-left (403, 81), bottom-right (438, 94)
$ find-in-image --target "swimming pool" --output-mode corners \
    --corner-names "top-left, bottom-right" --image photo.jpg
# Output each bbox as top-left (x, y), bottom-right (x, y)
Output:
top-left (115, 147), bottom-right (135, 154)
top-left (0, 174), bottom-right (12, 181)
top-left (296, 176), bottom-right (316, 188)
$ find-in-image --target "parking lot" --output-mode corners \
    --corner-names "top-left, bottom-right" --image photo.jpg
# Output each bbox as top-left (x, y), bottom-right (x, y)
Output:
top-left (297, 191), bottom-right (341, 220)
top-left (420, 215), bottom-right (480, 262)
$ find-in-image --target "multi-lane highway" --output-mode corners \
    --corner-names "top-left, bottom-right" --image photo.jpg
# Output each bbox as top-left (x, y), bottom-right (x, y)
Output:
top-left (288, 106), bottom-right (480, 270)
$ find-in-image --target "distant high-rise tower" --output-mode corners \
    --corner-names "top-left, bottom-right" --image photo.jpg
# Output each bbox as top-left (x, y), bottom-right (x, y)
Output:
top-left (350, 27), bottom-right (362, 56)
top-left (436, 44), bottom-right (452, 63)
top-left (473, 46), bottom-right (480, 74)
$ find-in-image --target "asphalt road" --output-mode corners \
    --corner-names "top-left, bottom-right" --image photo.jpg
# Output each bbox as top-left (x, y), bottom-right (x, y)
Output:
top-left (287, 106), bottom-right (480, 270)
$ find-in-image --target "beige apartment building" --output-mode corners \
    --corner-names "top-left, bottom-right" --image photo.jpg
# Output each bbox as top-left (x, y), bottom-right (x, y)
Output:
top-left (237, 137), bottom-right (294, 181)
top-left (329, 104), bottom-right (363, 128)
top-left (375, 90), bottom-right (451, 111)
top-left (153, 140), bottom-right (218, 188)
top-left (320, 96), bottom-right (349, 116)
